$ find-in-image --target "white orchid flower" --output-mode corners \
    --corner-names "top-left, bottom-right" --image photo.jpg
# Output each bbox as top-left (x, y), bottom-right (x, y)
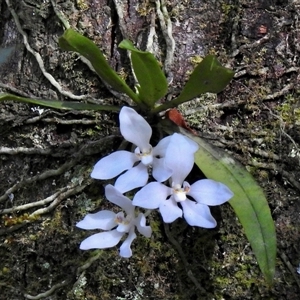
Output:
top-left (76, 185), bottom-right (152, 258)
top-left (132, 133), bottom-right (234, 227)
top-left (91, 106), bottom-right (172, 193)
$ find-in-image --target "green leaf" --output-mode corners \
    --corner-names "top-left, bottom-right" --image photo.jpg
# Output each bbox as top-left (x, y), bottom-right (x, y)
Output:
top-left (161, 121), bottom-right (276, 285)
top-left (58, 29), bottom-right (139, 103)
top-left (184, 129), bottom-right (276, 285)
top-left (0, 93), bottom-right (120, 111)
top-left (119, 40), bottom-right (168, 108)
top-left (153, 55), bottom-right (234, 113)
top-left (176, 55), bottom-right (234, 102)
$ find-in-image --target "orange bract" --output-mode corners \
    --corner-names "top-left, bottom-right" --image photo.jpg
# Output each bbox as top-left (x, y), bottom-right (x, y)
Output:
top-left (166, 109), bottom-right (197, 134)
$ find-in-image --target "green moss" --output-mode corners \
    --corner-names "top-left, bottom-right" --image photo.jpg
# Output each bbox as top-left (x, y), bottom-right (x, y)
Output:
top-left (276, 93), bottom-right (300, 125)
top-left (76, 0), bottom-right (89, 11)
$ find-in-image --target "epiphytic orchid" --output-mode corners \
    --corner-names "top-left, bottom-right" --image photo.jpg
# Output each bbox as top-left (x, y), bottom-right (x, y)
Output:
top-left (76, 184), bottom-right (152, 258)
top-left (91, 107), bottom-right (172, 193)
top-left (132, 133), bottom-right (234, 227)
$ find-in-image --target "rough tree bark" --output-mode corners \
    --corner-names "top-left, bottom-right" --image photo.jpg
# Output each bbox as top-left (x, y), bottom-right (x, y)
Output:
top-left (0, 0), bottom-right (300, 299)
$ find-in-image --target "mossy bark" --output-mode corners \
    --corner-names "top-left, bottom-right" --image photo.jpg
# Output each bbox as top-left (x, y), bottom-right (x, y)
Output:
top-left (0, 0), bottom-right (300, 299)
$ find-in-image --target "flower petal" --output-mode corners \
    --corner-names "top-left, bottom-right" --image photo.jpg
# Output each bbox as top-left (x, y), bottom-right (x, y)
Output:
top-left (119, 227), bottom-right (137, 258)
top-left (132, 182), bottom-right (171, 209)
top-left (79, 229), bottom-right (123, 250)
top-left (165, 133), bottom-right (199, 184)
top-left (159, 198), bottom-right (182, 223)
top-left (76, 210), bottom-right (116, 230)
top-left (153, 135), bottom-right (171, 156)
top-left (181, 200), bottom-right (217, 228)
top-left (119, 107), bottom-right (152, 151)
top-left (188, 179), bottom-right (233, 205)
top-left (116, 223), bottom-right (132, 233)
top-left (91, 151), bottom-right (137, 179)
top-left (135, 213), bottom-right (152, 238)
top-left (105, 185), bottom-right (134, 215)
top-left (152, 157), bottom-right (172, 182)
top-left (114, 163), bottom-right (148, 193)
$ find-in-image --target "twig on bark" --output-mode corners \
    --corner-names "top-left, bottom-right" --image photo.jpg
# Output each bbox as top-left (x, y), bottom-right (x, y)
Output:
top-left (50, 0), bottom-right (70, 29)
top-left (231, 34), bottom-right (270, 58)
top-left (4, 0), bottom-right (89, 101)
top-left (0, 83), bottom-right (35, 98)
top-left (155, 0), bottom-right (175, 82)
top-left (0, 135), bottom-right (116, 203)
top-left (263, 83), bottom-right (294, 100)
top-left (0, 181), bottom-right (90, 236)
top-left (0, 160), bottom-right (77, 203)
top-left (23, 280), bottom-right (69, 300)
top-left (1, 186), bottom-right (67, 214)
top-left (0, 146), bottom-right (53, 156)
top-left (30, 181), bottom-right (90, 217)
top-left (76, 251), bottom-right (103, 275)
top-left (183, 81), bottom-right (295, 115)
top-left (146, 11), bottom-right (157, 53)
top-left (213, 125), bottom-right (276, 137)
top-left (249, 160), bottom-right (300, 191)
top-left (39, 117), bottom-right (97, 125)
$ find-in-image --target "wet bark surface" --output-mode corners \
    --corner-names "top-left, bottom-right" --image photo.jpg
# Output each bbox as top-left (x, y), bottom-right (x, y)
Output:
top-left (0, 0), bottom-right (300, 299)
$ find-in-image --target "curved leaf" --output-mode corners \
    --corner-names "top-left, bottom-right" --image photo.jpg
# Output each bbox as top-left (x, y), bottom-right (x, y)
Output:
top-left (176, 55), bottom-right (234, 103)
top-left (153, 55), bottom-right (234, 113)
top-left (58, 29), bottom-right (139, 103)
top-left (119, 40), bottom-right (168, 108)
top-left (0, 93), bottom-right (120, 111)
top-left (186, 130), bottom-right (276, 285)
top-left (162, 121), bottom-right (276, 285)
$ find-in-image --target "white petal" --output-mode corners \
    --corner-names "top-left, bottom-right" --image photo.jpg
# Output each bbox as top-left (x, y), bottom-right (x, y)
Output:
top-left (79, 229), bottom-right (123, 250)
top-left (153, 135), bottom-right (171, 156)
top-left (181, 200), bottom-right (217, 228)
top-left (105, 185), bottom-right (134, 215)
top-left (116, 222), bottom-right (131, 233)
top-left (119, 228), bottom-right (137, 258)
top-left (132, 182), bottom-right (171, 209)
top-left (188, 179), bottom-right (234, 205)
top-left (114, 163), bottom-right (148, 193)
top-left (135, 213), bottom-right (152, 238)
top-left (91, 151), bottom-right (137, 179)
top-left (159, 198), bottom-right (182, 223)
top-left (119, 107), bottom-right (152, 151)
top-left (182, 134), bottom-right (199, 153)
top-left (165, 133), bottom-right (199, 184)
top-left (152, 157), bottom-right (172, 182)
top-left (76, 210), bottom-right (116, 230)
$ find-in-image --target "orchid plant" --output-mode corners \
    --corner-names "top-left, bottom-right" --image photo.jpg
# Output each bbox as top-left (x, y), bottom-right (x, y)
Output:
top-left (0, 28), bottom-right (276, 283)
top-left (77, 107), bottom-right (233, 257)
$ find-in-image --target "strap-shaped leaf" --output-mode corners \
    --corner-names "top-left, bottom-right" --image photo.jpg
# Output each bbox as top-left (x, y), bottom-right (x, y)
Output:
top-left (119, 40), bottom-right (168, 108)
top-left (58, 29), bottom-right (139, 103)
top-left (0, 93), bottom-right (120, 111)
top-left (181, 128), bottom-right (276, 285)
top-left (161, 120), bottom-right (276, 284)
top-left (153, 55), bottom-right (234, 113)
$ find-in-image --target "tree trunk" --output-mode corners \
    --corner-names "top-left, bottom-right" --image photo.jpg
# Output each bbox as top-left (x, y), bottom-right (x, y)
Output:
top-left (0, 0), bottom-right (299, 299)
